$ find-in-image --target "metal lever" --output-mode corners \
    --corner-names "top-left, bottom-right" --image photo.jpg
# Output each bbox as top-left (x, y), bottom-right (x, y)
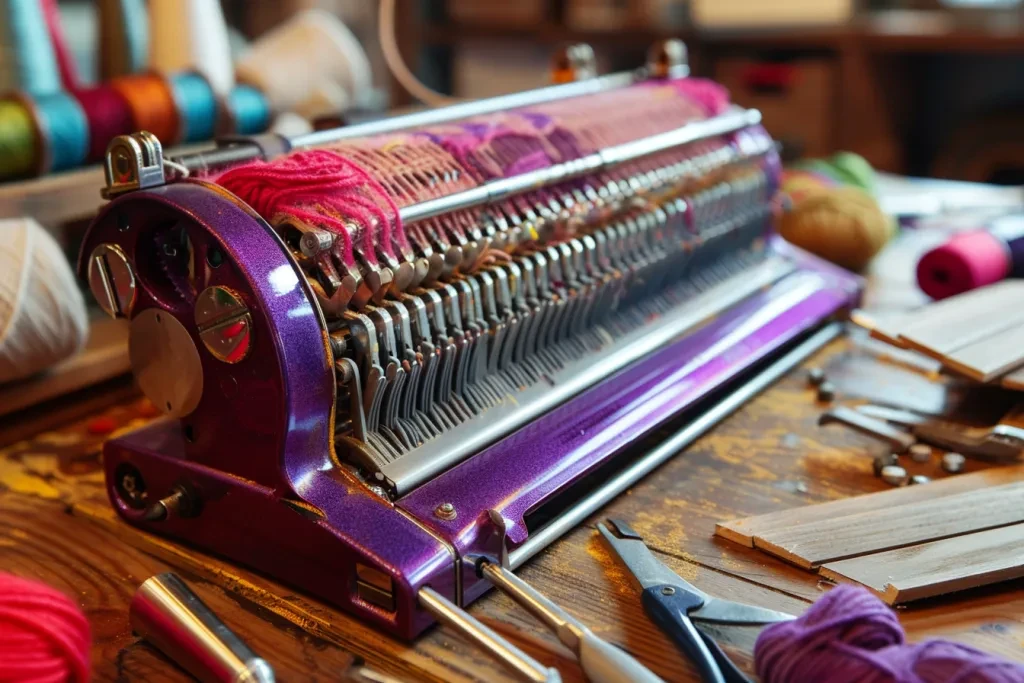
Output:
top-left (130, 573), bottom-right (275, 683)
top-left (477, 561), bottom-right (664, 683)
top-left (417, 587), bottom-right (561, 683)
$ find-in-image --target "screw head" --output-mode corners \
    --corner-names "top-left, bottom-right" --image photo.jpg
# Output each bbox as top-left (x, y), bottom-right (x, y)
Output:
top-left (88, 243), bottom-right (136, 319)
top-left (195, 286), bottom-right (252, 364)
top-left (434, 502), bottom-right (457, 520)
top-left (114, 463), bottom-right (147, 509)
top-left (661, 586), bottom-right (676, 595)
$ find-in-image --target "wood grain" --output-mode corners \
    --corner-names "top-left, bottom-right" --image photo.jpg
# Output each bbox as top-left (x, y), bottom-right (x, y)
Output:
top-left (715, 464), bottom-right (1024, 548)
top-left (753, 481), bottom-right (1024, 569)
top-left (896, 281), bottom-right (1024, 360)
top-left (3, 332), bottom-right (1024, 680)
top-left (942, 319), bottom-right (1024, 382)
top-left (820, 524), bottom-right (1024, 605)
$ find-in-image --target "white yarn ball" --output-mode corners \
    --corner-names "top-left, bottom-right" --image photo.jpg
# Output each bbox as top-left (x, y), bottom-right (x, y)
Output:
top-left (0, 218), bottom-right (88, 384)
top-left (235, 8), bottom-right (373, 115)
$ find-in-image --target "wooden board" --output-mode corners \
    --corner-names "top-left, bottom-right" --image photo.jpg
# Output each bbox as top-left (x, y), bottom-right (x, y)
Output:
top-left (715, 464), bottom-right (1024, 548)
top-left (896, 281), bottom-right (1024, 360)
top-left (942, 319), bottom-right (1024, 382)
top-left (1003, 367), bottom-right (1024, 392)
top-left (751, 481), bottom-right (1024, 569)
top-left (821, 524), bottom-right (1024, 605)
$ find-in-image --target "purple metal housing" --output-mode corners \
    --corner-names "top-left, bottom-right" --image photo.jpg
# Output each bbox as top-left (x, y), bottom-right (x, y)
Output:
top-left (81, 179), bottom-right (861, 640)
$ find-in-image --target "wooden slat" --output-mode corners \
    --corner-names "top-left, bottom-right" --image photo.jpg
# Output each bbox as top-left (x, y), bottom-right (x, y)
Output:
top-left (821, 523), bottom-right (1024, 604)
top-left (753, 481), bottom-right (1024, 569)
top-left (941, 319), bottom-right (1024, 382)
top-left (896, 281), bottom-right (1024, 360)
top-left (714, 464), bottom-right (1024, 547)
top-left (1003, 367), bottom-right (1024, 392)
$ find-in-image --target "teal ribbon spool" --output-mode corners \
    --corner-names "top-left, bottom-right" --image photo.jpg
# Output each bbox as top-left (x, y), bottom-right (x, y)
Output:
top-left (0, 0), bottom-right (62, 95)
top-left (170, 72), bottom-right (217, 143)
top-left (228, 85), bottom-right (271, 135)
top-left (33, 91), bottom-right (89, 173)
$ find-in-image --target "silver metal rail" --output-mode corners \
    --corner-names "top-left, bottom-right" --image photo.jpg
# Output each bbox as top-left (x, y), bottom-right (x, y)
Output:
top-left (295, 71), bottom-right (640, 149)
top-left (399, 107), bottom-right (763, 225)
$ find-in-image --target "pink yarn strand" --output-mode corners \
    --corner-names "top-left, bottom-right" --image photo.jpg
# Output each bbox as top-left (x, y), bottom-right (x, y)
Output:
top-left (212, 150), bottom-right (407, 266)
top-left (755, 585), bottom-right (1024, 683)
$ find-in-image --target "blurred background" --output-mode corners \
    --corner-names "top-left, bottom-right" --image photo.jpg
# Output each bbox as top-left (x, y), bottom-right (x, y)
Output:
top-left (34, 0), bottom-right (1024, 182)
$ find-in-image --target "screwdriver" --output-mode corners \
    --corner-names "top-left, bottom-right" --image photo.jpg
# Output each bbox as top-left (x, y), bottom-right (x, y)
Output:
top-left (475, 559), bottom-right (664, 683)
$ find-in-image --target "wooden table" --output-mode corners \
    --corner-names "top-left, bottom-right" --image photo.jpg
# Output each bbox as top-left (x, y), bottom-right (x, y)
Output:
top-left (2, 273), bottom-right (1023, 680)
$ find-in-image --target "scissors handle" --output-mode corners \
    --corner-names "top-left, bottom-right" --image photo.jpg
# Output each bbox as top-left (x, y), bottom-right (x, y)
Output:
top-left (642, 586), bottom-right (725, 683)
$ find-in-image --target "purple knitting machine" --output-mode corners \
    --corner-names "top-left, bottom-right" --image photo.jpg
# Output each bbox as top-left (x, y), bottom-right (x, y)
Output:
top-left (79, 48), bottom-right (860, 641)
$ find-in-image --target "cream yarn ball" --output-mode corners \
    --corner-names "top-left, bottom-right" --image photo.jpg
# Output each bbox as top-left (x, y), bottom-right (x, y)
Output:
top-left (0, 217), bottom-right (89, 384)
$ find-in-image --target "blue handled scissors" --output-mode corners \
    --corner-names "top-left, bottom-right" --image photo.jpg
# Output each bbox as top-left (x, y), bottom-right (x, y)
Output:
top-left (597, 519), bottom-right (795, 683)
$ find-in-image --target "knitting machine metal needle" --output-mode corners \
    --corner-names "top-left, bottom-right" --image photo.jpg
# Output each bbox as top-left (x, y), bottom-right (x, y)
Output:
top-left (130, 572), bottom-right (275, 683)
top-left (475, 559), bottom-right (664, 683)
top-left (417, 587), bottom-right (561, 683)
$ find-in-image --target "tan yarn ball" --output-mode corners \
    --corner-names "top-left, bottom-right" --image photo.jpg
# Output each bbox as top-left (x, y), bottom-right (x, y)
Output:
top-left (778, 186), bottom-right (893, 272)
top-left (0, 217), bottom-right (89, 384)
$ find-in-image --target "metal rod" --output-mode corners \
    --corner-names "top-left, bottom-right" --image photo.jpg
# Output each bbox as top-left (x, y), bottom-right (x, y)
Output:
top-left (293, 71), bottom-right (640, 150)
top-left (507, 323), bottom-right (844, 569)
top-left (399, 107), bottom-right (763, 225)
top-left (417, 587), bottom-right (561, 683)
top-left (480, 563), bottom-right (586, 639)
top-left (170, 71), bottom-right (640, 175)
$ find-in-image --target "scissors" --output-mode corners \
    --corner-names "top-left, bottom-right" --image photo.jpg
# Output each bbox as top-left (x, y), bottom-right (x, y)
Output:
top-left (597, 519), bottom-right (795, 683)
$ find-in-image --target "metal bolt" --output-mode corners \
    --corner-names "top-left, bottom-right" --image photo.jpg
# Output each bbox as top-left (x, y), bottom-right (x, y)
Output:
top-left (816, 381), bottom-right (836, 402)
top-left (873, 453), bottom-right (899, 477)
top-left (909, 443), bottom-right (932, 463)
top-left (299, 230), bottom-right (334, 258)
top-left (434, 502), bottom-right (457, 520)
top-left (942, 452), bottom-right (966, 474)
top-left (909, 475), bottom-right (931, 485)
top-left (661, 586), bottom-right (676, 596)
top-left (807, 367), bottom-right (826, 387)
top-left (88, 243), bottom-right (136, 319)
top-left (880, 465), bottom-right (908, 487)
top-left (115, 464), bottom-right (147, 508)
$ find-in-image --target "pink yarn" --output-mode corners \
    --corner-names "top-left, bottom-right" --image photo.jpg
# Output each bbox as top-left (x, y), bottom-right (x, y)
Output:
top-left (660, 78), bottom-right (731, 117)
top-left (0, 572), bottom-right (90, 682)
top-left (755, 585), bottom-right (1024, 683)
top-left (213, 150), bottom-right (406, 266)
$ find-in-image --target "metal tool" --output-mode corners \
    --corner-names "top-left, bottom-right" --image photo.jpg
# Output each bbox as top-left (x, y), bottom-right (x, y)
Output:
top-left (598, 520), bottom-right (794, 683)
top-left (856, 404), bottom-right (1024, 461)
top-left (818, 405), bottom-right (917, 452)
top-left (130, 573), bottom-right (275, 683)
top-left (418, 587), bottom-right (561, 682)
top-left (474, 559), bottom-right (663, 683)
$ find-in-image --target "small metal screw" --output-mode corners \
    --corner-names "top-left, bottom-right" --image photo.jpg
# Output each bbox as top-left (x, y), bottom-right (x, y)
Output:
top-left (661, 586), bottom-right (676, 595)
top-left (816, 381), bottom-right (836, 402)
top-left (942, 452), bottom-right (966, 474)
top-left (368, 485), bottom-right (388, 499)
top-left (909, 474), bottom-right (931, 485)
top-left (807, 367), bottom-right (826, 387)
top-left (434, 502), bottom-right (457, 520)
top-left (881, 465), bottom-right (908, 487)
top-left (908, 443), bottom-right (932, 463)
top-left (115, 464), bottom-right (147, 508)
top-left (873, 453), bottom-right (899, 477)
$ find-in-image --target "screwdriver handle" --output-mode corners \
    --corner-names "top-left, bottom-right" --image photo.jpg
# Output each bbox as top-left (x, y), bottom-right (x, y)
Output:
top-left (577, 629), bottom-right (665, 683)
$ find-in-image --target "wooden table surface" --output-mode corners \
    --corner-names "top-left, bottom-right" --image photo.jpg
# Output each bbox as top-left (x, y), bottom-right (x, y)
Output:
top-left (2, 237), bottom-right (1024, 681)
